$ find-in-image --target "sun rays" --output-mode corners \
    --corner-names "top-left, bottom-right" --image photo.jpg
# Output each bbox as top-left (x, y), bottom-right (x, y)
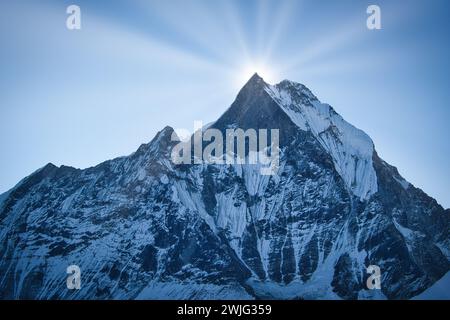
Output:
top-left (129, 0), bottom-right (383, 90)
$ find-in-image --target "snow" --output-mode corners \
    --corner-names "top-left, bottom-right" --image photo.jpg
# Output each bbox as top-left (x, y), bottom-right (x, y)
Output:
top-left (61, 188), bottom-right (85, 213)
top-left (393, 176), bottom-right (410, 190)
top-left (265, 83), bottom-right (378, 200)
top-left (160, 174), bottom-right (169, 184)
top-left (172, 180), bottom-right (217, 233)
top-left (241, 163), bottom-right (271, 196)
top-left (215, 190), bottom-right (247, 240)
top-left (137, 168), bottom-right (147, 181)
top-left (358, 289), bottom-right (387, 300)
top-left (0, 76), bottom-right (446, 301)
top-left (412, 271), bottom-right (450, 300)
top-left (393, 220), bottom-right (415, 241)
top-left (136, 281), bottom-right (253, 300)
top-left (248, 277), bottom-right (342, 300)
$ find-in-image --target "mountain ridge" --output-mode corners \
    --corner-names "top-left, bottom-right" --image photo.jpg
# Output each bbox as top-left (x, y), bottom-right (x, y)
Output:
top-left (0, 75), bottom-right (448, 300)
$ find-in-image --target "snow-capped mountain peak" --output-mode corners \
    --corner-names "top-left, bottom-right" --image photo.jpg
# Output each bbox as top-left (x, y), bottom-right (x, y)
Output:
top-left (262, 78), bottom-right (378, 200)
top-left (0, 75), bottom-right (448, 300)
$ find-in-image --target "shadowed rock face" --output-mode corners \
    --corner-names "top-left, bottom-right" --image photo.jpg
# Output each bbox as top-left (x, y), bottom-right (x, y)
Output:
top-left (0, 74), bottom-right (448, 300)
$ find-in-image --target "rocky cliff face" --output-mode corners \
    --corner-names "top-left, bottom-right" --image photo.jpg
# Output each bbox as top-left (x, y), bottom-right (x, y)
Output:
top-left (0, 74), bottom-right (448, 299)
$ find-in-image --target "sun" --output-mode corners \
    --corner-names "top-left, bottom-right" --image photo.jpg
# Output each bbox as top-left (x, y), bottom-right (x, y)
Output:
top-left (235, 62), bottom-right (277, 87)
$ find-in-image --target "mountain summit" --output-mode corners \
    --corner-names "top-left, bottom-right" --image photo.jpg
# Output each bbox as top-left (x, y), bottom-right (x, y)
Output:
top-left (0, 76), bottom-right (448, 299)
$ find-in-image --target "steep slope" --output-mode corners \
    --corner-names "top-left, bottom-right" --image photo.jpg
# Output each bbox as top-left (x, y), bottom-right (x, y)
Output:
top-left (0, 74), bottom-right (448, 300)
top-left (265, 80), bottom-right (377, 200)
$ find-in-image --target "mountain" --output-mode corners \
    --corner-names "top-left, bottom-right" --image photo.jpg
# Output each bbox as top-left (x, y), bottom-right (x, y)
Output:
top-left (0, 74), bottom-right (448, 299)
top-left (412, 271), bottom-right (450, 300)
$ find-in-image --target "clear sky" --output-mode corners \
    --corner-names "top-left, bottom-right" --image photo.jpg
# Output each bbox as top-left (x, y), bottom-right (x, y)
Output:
top-left (0, 0), bottom-right (449, 208)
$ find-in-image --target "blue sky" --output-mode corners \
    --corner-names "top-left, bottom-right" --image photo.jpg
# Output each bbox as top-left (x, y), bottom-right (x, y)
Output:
top-left (0, 0), bottom-right (449, 208)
